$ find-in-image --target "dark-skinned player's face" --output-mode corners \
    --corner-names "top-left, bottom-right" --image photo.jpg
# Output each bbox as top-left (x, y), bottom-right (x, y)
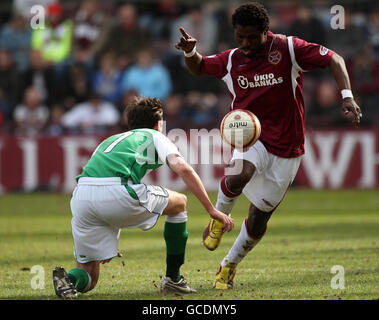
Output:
top-left (234, 24), bottom-right (267, 57)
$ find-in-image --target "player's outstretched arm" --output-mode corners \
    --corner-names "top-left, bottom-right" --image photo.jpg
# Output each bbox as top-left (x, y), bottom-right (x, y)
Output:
top-left (166, 154), bottom-right (234, 232)
top-left (329, 53), bottom-right (362, 127)
top-left (175, 27), bottom-right (203, 76)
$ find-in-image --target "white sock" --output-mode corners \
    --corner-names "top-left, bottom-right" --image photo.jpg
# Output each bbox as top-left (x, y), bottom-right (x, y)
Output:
top-left (215, 180), bottom-right (238, 215)
top-left (165, 211), bottom-right (188, 223)
top-left (221, 219), bottom-right (261, 267)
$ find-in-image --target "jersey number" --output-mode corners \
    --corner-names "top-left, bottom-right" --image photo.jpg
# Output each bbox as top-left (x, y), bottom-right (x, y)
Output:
top-left (91, 132), bottom-right (135, 157)
top-left (104, 131), bottom-right (135, 153)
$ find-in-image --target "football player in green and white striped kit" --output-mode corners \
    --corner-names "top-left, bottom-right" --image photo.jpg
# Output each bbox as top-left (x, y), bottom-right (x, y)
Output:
top-left (53, 97), bottom-right (234, 299)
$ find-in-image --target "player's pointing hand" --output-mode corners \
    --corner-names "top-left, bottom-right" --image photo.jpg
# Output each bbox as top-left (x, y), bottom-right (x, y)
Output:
top-left (175, 27), bottom-right (197, 54)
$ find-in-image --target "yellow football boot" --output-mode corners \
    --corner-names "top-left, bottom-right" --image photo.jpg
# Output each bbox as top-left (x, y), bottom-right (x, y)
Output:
top-left (202, 218), bottom-right (225, 251)
top-left (213, 264), bottom-right (237, 290)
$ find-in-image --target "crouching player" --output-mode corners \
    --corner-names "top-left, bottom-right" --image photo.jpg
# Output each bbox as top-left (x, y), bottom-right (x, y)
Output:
top-left (53, 97), bottom-right (234, 299)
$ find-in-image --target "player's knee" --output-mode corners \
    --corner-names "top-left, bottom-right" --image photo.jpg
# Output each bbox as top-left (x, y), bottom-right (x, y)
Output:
top-left (238, 171), bottom-right (252, 186)
top-left (226, 171), bottom-right (252, 194)
top-left (240, 164), bottom-right (255, 183)
top-left (164, 191), bottom-right (187, 215)
top-left (177, 193), bottom-right (187, 212)
top-left (227, 161), bottom-right (255, 192)
top-left (169, 193), bottom-right (187, 214)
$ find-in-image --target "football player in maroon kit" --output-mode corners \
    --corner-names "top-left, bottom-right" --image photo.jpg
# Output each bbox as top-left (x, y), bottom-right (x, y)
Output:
top-left (175, 2), bottom-right (362, 289)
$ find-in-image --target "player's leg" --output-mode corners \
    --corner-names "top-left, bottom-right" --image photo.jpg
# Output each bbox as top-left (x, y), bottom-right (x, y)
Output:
top-left (54, 182), bottom-right (122, 299)
top-left (246, 203), bottom-right (273, 239)
top-left (214, 204), bottom-right (274, 289)
top-left (67, 261), bottom-right (99, 292)
top-left (203, 159), bottom-right (256, 250)
top-left (54, 257), bottom-right (115, 299)
top-left (162, 189), bottom-right (188, 283)
top-left (53, 248), bottom-right (110, 299)
top-left (217, 158), bottom-right (256, 212)
top-left (163, 189), bottom-right (187, 215)
top-left (160, 189), bottom-right (196, 294)
top-left (205, 143), bottom-right (266, 252)
top-left (53, 261), bottom-right (98, 299)
top-left (222, 203), bottom-right (273, 267)
top-left (214, 154), bottom-right (302, 289)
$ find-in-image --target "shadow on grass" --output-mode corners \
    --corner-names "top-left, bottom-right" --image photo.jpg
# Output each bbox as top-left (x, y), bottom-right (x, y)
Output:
top-left (0, 253), bottom-right (76, 265)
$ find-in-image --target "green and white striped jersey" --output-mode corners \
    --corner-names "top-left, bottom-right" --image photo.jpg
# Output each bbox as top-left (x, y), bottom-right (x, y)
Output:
top-left (76, 128), bottom-right (181, 184)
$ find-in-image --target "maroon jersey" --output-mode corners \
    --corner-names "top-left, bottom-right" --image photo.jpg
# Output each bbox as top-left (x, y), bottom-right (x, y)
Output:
top-left (201, 31), bottom-right (334, 158)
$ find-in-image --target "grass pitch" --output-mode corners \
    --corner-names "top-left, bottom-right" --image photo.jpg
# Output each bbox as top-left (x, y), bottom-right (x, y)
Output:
top-left (0, 189), bottom-right (378, 300)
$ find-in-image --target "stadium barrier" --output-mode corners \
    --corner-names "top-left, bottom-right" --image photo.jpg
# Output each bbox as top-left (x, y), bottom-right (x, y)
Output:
top-left (1, 129), bottom-right (379, 193)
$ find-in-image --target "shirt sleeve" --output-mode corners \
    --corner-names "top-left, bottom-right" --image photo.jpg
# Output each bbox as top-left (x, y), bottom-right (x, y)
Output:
top-left (152, 131), bottom-right (182, 164)
top-left (201, 49), bottom-right (232, 79)
top-left (291, 36), bottom-right (334, 71)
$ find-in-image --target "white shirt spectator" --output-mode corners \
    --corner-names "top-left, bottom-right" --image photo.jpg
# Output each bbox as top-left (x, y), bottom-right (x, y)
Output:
top-left (14, 87), bottom-right (50, 136)
top-left (14, 103), bottom-right (49, 136)
top-left (62, 97), bottom-right (119, 134)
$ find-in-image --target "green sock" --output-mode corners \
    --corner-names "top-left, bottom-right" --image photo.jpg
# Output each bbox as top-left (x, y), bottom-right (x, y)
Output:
top-left (164, 221), bottom-right (188, 282)
top-left (67, 268), bottom-right (90, 292)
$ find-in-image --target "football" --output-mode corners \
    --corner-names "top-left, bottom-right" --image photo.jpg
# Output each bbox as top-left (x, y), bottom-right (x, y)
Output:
top-left (220, 109), bottom-right (261, 149)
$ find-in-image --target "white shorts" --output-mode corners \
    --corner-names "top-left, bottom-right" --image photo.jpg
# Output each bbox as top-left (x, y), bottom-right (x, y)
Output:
top-left (232, 140), bottom-right (302, 212)
top-left (70, 177), bottom-right (169, 263)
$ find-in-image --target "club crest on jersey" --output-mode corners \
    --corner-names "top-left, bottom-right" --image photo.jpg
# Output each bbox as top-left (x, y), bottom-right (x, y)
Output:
top-left (237, 73), bottom-right (283, 89)
top-left (319, 46), bottom-right (329, 56)
top-left (268, 50), bottom-right (282, 65)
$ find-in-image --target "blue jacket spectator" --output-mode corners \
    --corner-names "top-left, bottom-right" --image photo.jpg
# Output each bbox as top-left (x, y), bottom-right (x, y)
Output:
top-left (121, 49), bottom-right (172, 101)
top-left (0, 14), bottom-right (31, 72)
top-left (0, 49), bottom-right (20, 122)
top-left (91, 52), bottom-right (123, 103)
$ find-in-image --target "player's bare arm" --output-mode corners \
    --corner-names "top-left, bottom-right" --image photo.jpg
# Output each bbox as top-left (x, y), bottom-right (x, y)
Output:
top-left (329, 53), bottom-right (362, 127)
top-left (166, 154), bottom-right (234, 232)
top-left (175, 27), bottom-right (203, 76)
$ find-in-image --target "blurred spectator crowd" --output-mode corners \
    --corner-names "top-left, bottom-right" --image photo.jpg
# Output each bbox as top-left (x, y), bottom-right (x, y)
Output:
top-left (0, 0), bottom-right (378, 137)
